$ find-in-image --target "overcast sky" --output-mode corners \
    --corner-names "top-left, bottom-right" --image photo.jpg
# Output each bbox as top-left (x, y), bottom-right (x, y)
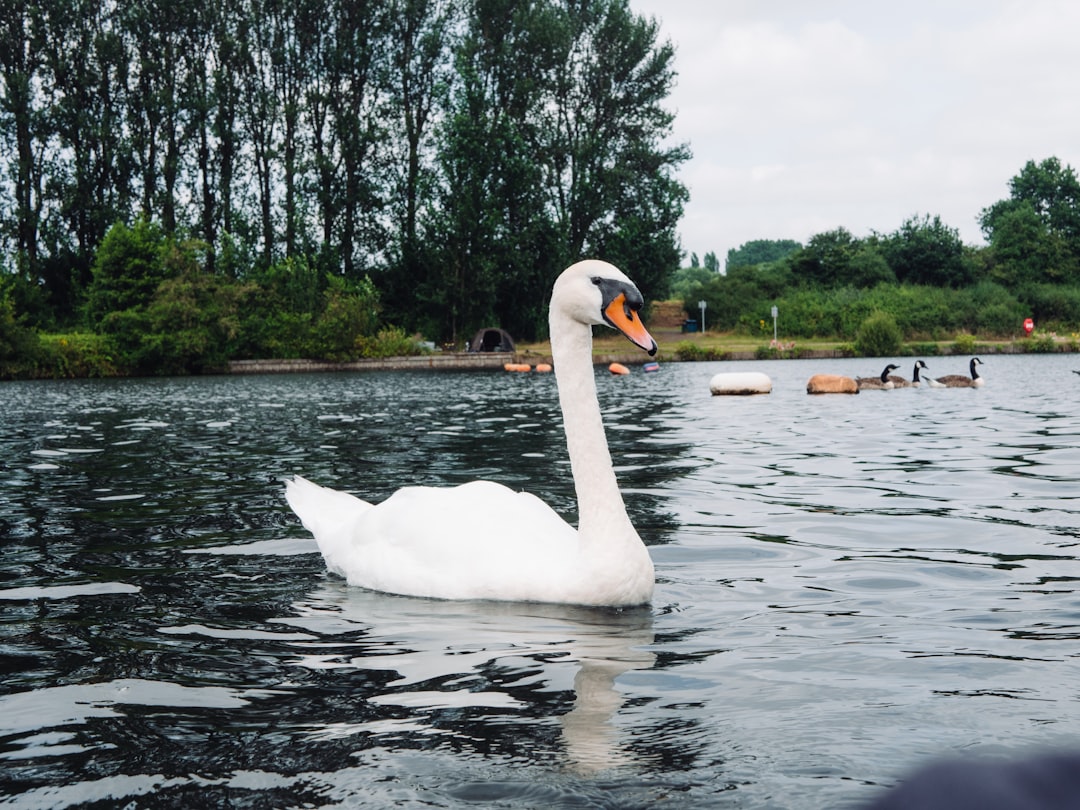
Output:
top-left (627, 0), bottom-right (1080, 268)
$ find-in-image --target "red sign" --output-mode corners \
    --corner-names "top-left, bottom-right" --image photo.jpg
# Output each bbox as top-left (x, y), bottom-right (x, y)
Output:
top-left (1023, 318), bottom-right (1034, 335)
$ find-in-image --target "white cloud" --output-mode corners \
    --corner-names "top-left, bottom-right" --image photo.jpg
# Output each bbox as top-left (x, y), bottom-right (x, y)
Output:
top-left (631, 0), bottom-right (1080, 266)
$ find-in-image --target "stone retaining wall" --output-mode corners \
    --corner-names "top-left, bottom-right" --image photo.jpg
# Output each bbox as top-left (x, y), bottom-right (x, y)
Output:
top-left (228, 353), bottom-right (513, 374)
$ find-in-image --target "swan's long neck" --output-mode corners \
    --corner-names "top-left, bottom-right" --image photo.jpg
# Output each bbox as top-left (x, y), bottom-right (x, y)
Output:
top-left (549, 310), bottom-right (633, 543)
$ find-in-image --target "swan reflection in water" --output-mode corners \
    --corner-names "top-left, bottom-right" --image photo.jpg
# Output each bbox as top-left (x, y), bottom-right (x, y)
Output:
top-left (276, 581), bottom-right (657, 775)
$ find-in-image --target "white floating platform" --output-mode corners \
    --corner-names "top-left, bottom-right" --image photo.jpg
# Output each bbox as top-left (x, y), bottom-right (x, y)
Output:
top-left (709, 372), bottom-right (773, 396)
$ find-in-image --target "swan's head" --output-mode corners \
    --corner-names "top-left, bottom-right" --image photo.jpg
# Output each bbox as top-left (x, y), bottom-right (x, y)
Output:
top-left (552, 260), bottom-right (657, 355)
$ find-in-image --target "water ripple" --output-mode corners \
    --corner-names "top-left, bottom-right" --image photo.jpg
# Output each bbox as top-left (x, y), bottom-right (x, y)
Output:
top-left (1, 357), bottom-right (1078, 807)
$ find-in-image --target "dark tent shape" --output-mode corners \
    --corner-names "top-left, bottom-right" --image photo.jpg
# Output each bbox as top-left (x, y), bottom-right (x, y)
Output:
top-left (468, 327), bottom-right (515, 352)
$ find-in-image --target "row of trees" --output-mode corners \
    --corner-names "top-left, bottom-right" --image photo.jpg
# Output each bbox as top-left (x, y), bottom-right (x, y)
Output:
top-left (1, 0), bottom-right (687, 348)
top-left (680, 158), bottom-right (1080, 340)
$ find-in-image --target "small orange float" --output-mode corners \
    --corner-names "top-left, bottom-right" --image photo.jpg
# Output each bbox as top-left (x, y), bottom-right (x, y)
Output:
top-left (608, 362), bottom-right (630, 375)
top-left (535, 363), bottom-right (552, 373)
top-left (806, 374), bottom-right (858, 394)
top-left (504, 362), bottom-right (531, 372)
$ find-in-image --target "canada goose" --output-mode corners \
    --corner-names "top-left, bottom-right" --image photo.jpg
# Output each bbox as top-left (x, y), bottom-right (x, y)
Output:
top-left (935, 357), bottom-right (984, 388)
top-left (806, 374), bottom-right (859, 394)
top-left (856, 364), bottom-right (900, 390)
top-left (903, 360), bottom-right (931, 387)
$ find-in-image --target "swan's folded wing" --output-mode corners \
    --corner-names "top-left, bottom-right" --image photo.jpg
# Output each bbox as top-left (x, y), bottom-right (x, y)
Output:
top-left (348, 481), bottom-right (579, 600)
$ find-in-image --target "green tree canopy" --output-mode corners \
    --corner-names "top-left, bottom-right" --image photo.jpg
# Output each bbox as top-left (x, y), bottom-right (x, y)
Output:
top-left (726, 239), bottom-right (801, 270)
top-left (980, 157), bottom-right (1080, 286)
top-left (2, 0), bottom-right (687, 344)
top-left (85, 220), bottom-right (172, 326)
top-left (787, 228), bottom-right (862, 288)
top-left (880, 213), bottom-right (970, 288)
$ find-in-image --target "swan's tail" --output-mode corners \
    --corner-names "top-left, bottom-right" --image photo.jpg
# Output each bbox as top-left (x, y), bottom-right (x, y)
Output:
top-left (284, 476), bottom-right (372, 575)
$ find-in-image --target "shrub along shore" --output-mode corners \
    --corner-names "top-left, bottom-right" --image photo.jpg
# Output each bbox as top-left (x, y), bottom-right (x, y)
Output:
top-left (4, 306), bottom-right (1076, 381)
top-left (225, 330), bottom-right (1070, 375)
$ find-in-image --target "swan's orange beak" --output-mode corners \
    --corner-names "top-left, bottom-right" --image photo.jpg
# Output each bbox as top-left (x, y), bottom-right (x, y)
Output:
top-left (604, 294), bottom-right (658, 356)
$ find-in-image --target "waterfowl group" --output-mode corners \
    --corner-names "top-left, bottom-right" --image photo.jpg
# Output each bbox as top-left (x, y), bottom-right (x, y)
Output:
top-left (809, 358), bottom-right (983, 394)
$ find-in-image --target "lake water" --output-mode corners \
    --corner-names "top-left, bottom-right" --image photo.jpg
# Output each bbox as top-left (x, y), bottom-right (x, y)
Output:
top-left (1, 354), bottom-right (1078, 808)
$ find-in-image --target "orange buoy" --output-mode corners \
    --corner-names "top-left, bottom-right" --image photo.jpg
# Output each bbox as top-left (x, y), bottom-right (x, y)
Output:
top-left (806, 373), bottom-right (858, 394)
top-left (608, 362), bottom-right (630, 375)
top-left (504, 362), bottom-right (531, 372)
top-left (535, 363), bottom-right (552, 373)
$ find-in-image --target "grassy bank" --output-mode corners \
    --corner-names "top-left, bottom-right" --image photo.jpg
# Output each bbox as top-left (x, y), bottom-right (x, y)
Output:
top-left (513, 326), bottom-right (1078, 365)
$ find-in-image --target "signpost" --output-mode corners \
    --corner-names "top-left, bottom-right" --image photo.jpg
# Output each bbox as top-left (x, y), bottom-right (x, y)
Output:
top-left (771, 305), bottom-right (778, 343)
top-left (698, 300), bottom-right (707, 333)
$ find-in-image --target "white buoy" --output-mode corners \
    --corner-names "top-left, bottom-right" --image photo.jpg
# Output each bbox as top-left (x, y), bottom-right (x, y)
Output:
top-left (709, 371), bottom-right (772, 396)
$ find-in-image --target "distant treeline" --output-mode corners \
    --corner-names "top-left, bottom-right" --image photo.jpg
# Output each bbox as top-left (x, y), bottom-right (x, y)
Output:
top-left (676, 157), bottom-right (1080, 344)
top-left (0, 0), bottom-right (687, 373)
top-left (4, 0), bottom-right (1080, 379)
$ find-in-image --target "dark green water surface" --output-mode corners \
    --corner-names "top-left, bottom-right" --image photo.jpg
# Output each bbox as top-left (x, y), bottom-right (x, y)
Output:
top-left (1, 355), bottom-right (1078, 808)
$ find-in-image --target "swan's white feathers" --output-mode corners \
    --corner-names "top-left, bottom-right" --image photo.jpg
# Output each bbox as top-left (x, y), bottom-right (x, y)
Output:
top-left (318, 480), bottom-right (579, 600)
top-left (287, 475), bottom-right (640, 604)
top-left (285, 259), bottom-right (656, 607)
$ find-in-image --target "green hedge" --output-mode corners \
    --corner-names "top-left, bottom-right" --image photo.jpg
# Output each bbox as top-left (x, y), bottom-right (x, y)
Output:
top-left (690, 280), bottom-right (1041, 340)
top-left (35, 333), bottom-right (122, 378)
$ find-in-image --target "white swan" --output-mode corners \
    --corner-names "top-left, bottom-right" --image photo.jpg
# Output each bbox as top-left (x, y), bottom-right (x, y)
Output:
top-left (285, 260), bottom-right (658, 607)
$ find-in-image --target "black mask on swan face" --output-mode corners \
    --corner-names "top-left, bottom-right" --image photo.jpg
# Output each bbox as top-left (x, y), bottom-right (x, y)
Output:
top-left (592, 276), bottom-right (657, 356)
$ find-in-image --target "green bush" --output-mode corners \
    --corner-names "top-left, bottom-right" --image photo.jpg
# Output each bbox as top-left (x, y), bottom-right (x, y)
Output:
top-left (234, 257), bottom-right (322, 359)
top-left (311, 276), bottom-right (381, 361)
top-left (673, 341), bottom-right (728, 361)
top-left (952, 332), bottom-right (977, 354)
top-left (357, 326), bottom-right (427, 359)
top-left (0, 292), bottom-right (42, 378)
top-left (142, 269), bottom-right (251, 374)
top-left (1024, 333), bottom-right (1057, 353)
top-left (854, 311), bottom-right (902, 357)
top-left (1017, 283), bottom-right (1080, 329)
top-left (36, 333), bottom-right (121, 378)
